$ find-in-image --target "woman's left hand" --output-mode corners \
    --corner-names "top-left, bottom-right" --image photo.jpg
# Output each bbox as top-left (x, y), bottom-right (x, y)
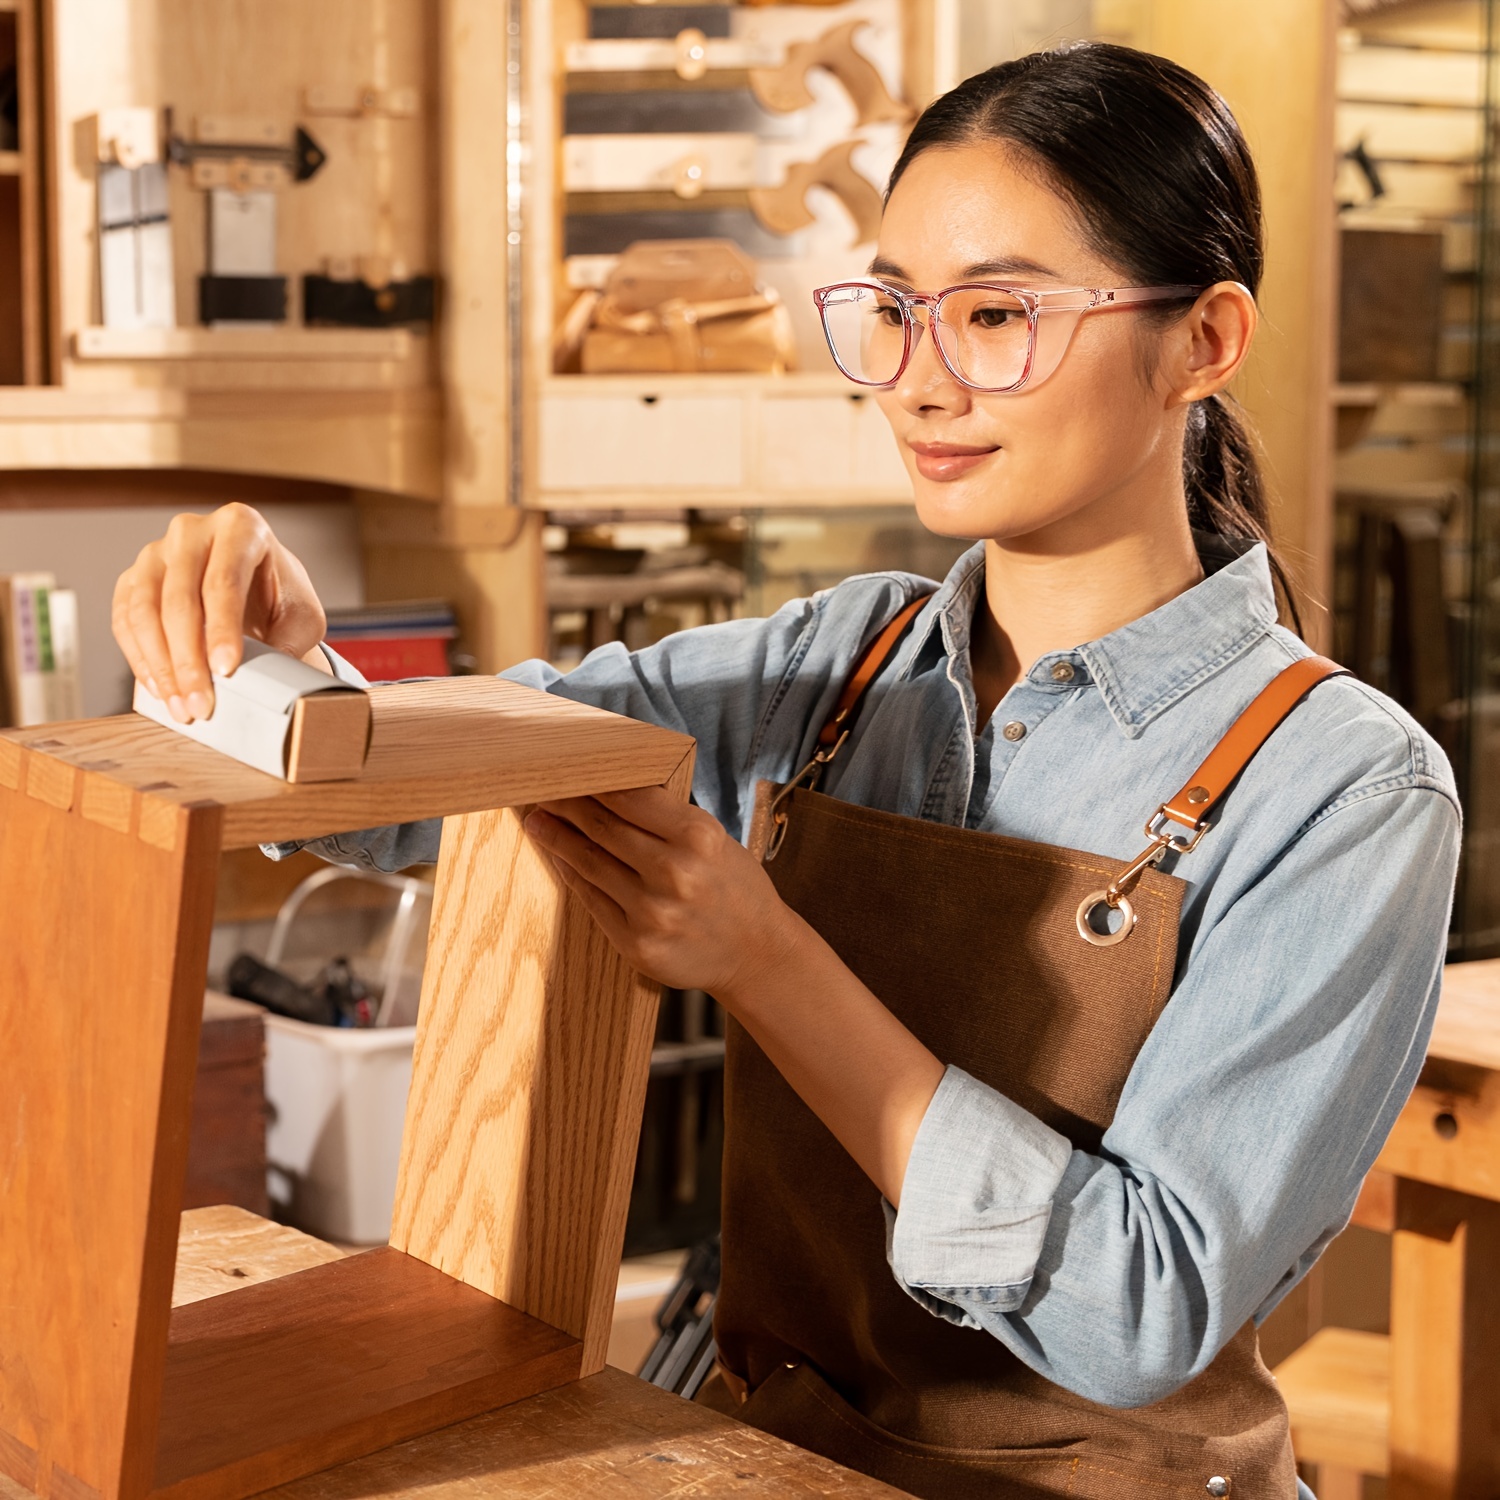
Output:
top-left (523, 787), bottom-right (797, 999)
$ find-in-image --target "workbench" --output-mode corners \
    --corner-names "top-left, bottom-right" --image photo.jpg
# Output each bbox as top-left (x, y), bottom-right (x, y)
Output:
top-left (1276, 957), bottom-right (1500, 1498)
top-left (0, 1207), bottom-right (904, 1500)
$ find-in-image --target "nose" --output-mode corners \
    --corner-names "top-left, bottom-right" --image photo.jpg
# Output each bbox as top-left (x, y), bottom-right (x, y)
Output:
top-left (892, 302), bottom-right (968, 414)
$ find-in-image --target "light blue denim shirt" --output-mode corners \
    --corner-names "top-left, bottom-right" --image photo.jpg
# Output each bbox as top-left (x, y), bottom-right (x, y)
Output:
top-left (287, 538), bottom-right (1459, 1411)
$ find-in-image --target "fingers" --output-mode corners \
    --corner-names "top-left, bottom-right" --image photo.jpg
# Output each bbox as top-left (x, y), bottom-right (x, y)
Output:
top-left (201, 505), bottom-right (275, 677)
top-left (534, 794), bottom-right (661, 873)
top-left (525, 807), bottom-right (643, 909)
top-left (159, 515), bottom-right (215, 718)
top-left (112, 548), bottom-right (178, 712)
top-left (592, 784), bottom-right (693, 839)
top-left (110, 503), bottom-right (328, 725)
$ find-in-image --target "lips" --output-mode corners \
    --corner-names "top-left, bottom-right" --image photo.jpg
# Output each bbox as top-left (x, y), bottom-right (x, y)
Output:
top-left (907, 441), bottom-right (999, 483)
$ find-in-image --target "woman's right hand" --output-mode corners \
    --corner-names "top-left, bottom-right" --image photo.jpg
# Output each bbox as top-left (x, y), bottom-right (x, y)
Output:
top-left (111, 503), bottom-right (328, 724)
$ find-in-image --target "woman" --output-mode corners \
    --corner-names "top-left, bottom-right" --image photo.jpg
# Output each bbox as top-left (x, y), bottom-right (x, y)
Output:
top-left (115, 44), bottom-right (1457, 1500)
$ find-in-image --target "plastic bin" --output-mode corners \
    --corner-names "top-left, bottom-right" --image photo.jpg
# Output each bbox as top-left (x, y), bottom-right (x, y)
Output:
top-left (263, 1014), bottom-right (417, 1244)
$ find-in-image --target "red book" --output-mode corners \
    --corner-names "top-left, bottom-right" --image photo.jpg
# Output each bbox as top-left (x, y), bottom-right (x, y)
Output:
top-left (331, 636), bottom-right (452, 682)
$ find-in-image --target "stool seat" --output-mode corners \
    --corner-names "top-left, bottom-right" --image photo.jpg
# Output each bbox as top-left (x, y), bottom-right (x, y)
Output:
top-left (1275, 1326), bottom-right (1389, 1477)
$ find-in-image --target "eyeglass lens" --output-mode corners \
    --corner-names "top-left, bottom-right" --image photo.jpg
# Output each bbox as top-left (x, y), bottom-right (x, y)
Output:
top-left (820, 286), bottom-right (1032, 388)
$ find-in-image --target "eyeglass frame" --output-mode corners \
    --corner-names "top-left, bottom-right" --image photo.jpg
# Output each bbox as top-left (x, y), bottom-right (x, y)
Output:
top-left (812, 281), bottom-right (1207, 395)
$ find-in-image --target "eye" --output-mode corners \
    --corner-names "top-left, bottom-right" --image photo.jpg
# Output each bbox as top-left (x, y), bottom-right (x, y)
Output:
top-left (971, 303), bottom-right (1021, 329)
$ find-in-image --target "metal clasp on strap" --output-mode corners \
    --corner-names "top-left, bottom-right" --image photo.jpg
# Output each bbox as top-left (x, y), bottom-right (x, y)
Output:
top-left (1075, 805), bottom-right (1212, 949)
top-left (764, 732), bottom-right (848, 862)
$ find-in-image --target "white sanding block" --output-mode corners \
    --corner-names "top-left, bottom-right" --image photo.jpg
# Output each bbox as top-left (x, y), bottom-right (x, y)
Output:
top-left (133, 637), bottom-right (371, 783)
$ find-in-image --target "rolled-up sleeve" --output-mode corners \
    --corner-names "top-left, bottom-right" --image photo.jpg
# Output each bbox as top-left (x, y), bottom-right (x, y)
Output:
top-left (884, 781), bottom-right (1459, 1408)
top-left (886, 1066), bottom-right (1072, 1318)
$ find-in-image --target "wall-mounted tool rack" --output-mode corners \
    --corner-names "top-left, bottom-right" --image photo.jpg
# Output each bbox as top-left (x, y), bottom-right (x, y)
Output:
top-left (523, 0), bottom-right (959, 511)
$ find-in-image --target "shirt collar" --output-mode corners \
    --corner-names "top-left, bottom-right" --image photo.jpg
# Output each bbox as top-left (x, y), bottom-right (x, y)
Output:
top-left (913, 536), bottom-right (1279, 740)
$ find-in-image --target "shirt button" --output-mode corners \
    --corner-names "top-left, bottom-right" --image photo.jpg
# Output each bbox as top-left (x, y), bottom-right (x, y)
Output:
top-left (1002, 721), bottom-right (1026, 742)
top-left (1050, 660), bottom-right (1075, 683)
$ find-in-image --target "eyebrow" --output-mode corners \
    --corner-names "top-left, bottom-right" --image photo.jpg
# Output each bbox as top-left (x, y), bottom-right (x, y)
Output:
top-left (867, 254), bottom-right (1061, 284)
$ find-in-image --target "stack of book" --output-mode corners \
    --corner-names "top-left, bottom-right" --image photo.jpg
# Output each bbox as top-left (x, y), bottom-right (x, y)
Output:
top-left (322, 600), bottom-right (457, 682)
top-left (0, 572), bottom-right (83, 727)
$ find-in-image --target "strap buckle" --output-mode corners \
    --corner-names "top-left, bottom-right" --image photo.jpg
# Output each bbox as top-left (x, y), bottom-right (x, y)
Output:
top-left (1106, 806), bottom-right (1212, 906)
top-left (763, 731), bottom-right (848, 862)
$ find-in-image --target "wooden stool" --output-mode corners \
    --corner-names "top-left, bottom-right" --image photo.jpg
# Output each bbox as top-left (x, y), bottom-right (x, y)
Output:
top-left (0, 679), bottom-right (694, 1500)
top-left (1275, 961), bottom-right (1500, 1499)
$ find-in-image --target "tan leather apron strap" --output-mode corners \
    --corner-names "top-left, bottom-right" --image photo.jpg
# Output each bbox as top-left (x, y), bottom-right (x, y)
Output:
top-left (762, 592), bottom-right (933, 860)
top-left (1078, 653), bottom-right (1348, 947)
top-left (1159, 654), bottom-right (1348, 835)
top-left (816, 593), bottom-right (933, 748)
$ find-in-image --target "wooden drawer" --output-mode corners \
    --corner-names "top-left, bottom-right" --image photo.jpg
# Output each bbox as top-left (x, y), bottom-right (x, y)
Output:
top-left (539, 393), bottom-right (745, 492)
top-left (757, 394), bottom-right (910, 495)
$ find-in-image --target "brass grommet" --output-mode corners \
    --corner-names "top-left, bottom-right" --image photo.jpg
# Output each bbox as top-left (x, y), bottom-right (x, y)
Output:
top-left (1075, 891), bottom-right (1136, 947)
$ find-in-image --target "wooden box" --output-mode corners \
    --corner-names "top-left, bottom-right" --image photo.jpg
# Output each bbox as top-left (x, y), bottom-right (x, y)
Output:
top-left (0, 677), bottom-right (693, 1500)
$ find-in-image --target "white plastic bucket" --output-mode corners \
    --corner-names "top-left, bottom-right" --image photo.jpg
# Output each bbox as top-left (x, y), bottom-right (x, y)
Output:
top-left (263, 1014), bottom-right (417, 1244)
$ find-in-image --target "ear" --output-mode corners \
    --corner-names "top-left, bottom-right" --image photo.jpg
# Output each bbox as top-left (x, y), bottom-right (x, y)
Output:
top-left (1163, 281), bottom-right (1257, 406)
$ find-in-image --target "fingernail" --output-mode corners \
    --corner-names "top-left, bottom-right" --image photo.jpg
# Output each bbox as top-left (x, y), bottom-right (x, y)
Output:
top-left (187, 690), bottom-right (213, 721)
top-left (210, 647), bottom-right (235, 677)
top-left (145, 677), bottom-right (160, 700)
top-left (167, 695), bottom-right (189, 723)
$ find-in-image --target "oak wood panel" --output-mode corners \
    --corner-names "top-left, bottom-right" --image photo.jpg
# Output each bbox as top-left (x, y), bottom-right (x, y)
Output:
top-left (171, 1207), bottom-right (344, 1309)
top-left (151, 1248), bottom-right (582, 1500)
top-left (1276, 1327), bottom-right (1390, 1475)
top-left (0, 677), bottom-right (692, 849)
top-left (391, 752), bottom-right (695, 1373)
top-left (0, 788), bottom-right (220, 1500)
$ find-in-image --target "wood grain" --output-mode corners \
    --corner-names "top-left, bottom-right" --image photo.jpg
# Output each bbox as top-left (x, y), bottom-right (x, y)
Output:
top-left (183, 999), bottom-right (267, 1216)
top-left (1275, 1327), bottom-right (1390, 1475)
top-left (1388, 1190), bottom-right (1500, 1498)
top-left (152, 1248), bottom-right (581, 1500)
top-left (1376, 1060), bottom-right (1500, 1203)
top-left (391, 752), bottom-right (694, 1373)
top-left (0, 677), bottom-right (692, 849)
top-left (0, 789), bottom-right (220, 1500)
top-left (1429, 959), bottom-right (1500, 1071)
top-left (171, 1207), bottom-right (344, 1309)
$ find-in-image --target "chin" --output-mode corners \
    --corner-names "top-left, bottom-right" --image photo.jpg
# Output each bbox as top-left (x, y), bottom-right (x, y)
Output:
top-left (909, 476), bottom-right (1016, 543)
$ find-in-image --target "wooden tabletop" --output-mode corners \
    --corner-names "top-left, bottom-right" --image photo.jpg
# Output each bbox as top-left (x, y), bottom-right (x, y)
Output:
top-left (0, 1207), bottom-right (904, 1500)
top-left (1430, 958), bottom-right (1500, 1071)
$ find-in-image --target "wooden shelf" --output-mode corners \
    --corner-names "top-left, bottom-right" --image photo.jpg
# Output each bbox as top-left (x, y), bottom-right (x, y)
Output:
top-left (72, 327), bottom-right (416, 362)
top-left (1275, 1326), bottom-right (1390, 1476)
top-left (0, 151), bottom-right (22, 176)
top-left (153, 1247), bottom-right (581, 1500)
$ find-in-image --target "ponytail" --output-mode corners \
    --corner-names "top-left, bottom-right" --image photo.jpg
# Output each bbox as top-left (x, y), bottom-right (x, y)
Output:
top-left (1185, 394), bottom-right (1303, 634)
top-left (890, 43), bottom-right (1303, 633)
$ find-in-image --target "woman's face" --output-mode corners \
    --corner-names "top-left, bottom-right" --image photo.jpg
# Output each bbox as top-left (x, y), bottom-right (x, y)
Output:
top-left (871, 142), bottom-right (1186, 545)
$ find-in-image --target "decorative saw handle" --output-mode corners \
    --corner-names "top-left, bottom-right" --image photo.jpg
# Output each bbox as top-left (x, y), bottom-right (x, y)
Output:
top-left (749, 140), bottom-right (883, 246)
top-left (748, 20), bottom-right (913, 126)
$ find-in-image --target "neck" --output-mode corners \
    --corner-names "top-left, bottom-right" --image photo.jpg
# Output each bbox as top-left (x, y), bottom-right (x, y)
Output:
top-left (969, 478), bottom-right (1205, 729)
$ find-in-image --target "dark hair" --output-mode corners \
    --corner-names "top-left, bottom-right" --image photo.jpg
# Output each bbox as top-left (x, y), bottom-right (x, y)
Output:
top-left (888, 42), bottom-right (1301, 631)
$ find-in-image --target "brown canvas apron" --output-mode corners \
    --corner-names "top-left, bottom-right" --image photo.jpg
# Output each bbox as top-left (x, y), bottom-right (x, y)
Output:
top-left (715, 596), bottom-right (1344, 1498)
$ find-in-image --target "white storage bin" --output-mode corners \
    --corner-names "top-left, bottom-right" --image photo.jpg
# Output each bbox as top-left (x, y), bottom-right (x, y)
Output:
top-left (264, 1014), bottom-right (417, 1244)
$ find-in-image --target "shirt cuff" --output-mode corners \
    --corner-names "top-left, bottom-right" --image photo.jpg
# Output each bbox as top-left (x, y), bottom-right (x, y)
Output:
top-left (885, 1065), bottom-right (1073, 1318)
top-left (262, 642), bottom-right (370, 861)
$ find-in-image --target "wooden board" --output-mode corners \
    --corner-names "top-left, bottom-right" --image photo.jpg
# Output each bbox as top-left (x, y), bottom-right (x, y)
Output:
top-left (171, 1206), bottom-right (343, 1308)
top-left (1275, 1327), bottom-right (1390, 1475)
top-left (0, 675), bottom-right (693, 850)
top-left (1430, 958), bottom-right (1500, 1071)
top-left (392, 752), bottom-right (695, 1372)
top-left (0, 787), bottom-right (219, 1500)
top-left (152, 1249), bottom-right (581, 1500)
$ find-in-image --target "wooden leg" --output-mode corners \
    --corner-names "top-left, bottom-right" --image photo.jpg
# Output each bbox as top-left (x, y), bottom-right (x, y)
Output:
top-left (391, 750), bottom-right (696, 1372)
top-left (1389, 1185), bottom-right (1500, 1499)
top-left (0, 762), bottom-right (221, 1500)
top-left (1312, 1464), bottom-right (1365, 1500)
